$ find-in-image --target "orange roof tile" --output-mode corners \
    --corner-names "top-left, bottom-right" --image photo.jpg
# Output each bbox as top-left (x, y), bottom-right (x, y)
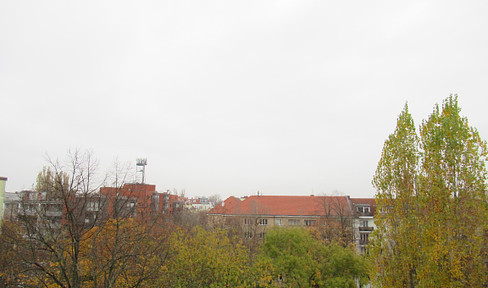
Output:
top-left (208, 196), bottom-right (242, 214)
top-left (209, 195), bottom-right (353, 217)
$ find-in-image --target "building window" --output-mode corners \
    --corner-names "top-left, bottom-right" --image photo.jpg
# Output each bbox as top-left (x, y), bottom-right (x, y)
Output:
top-left (361, 220), bottom-right (368, 227)
top-left (357, 206), bottom-right (371, 213)
top-left (244, 218), bottom-right (251, 225)
top-left (259, 232), bottom-right (265, 239)
top-left (360, 233), bottom-right (369, 242)
top-left (276, 219), bottom-right (282, 226)
top-left (305, 220), bottom-right (316, 227)
top-left (259, 218), bottom-right (268, 225)
top-left (87, 202), bottom-right (99, 211)
top-left (244, 232), bottom-right (253, 238)
top-left (288, 219), bottom-right (300, 226)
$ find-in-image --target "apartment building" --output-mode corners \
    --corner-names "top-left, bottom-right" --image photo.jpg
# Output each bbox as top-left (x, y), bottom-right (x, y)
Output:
top-left (3, 191), bottom-right (20, 221)
top-left (3, 183), bottom-right (183, 232)
top-left (0, 177), bottom-right (6, 223)
top-left (100, 183), bottom-right (183, 224)
top-left (15, 190), bottom-right (64, 231)
top-left (208, 194), bottom-right (375, 253)
top-left (350, 198), bottom-right (376, 254)
top-left (184, 197), bottom-right (214, 211)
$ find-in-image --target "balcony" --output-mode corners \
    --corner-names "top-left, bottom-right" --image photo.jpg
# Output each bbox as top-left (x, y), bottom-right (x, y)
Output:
top-left (45, 211), bottom-right (63, 217)
top-left (359, 226), bottom-right (374, 232)
top-left (18, 210), bottom-right (37, 216)
top-left (18, 210), bottom-right (62, 217)
top-left (359, 239), bottom-right (369, 246)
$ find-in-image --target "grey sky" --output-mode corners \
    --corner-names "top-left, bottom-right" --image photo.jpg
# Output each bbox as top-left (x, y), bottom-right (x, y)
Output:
top-left (1, 0), bottom-right (487, 199)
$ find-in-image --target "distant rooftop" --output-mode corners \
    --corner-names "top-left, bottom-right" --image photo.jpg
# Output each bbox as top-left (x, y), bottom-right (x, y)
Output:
top-left (4, 192), bottom-right (20, 201)
top-left (209, 195), bottom-right (357, 217)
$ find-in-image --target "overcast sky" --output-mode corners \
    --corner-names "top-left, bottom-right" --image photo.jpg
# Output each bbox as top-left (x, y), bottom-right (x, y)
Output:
top-left (1, 0), bottom-right (487, 199)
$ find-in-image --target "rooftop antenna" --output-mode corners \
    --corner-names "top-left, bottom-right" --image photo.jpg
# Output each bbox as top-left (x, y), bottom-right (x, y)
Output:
top-left (136, 158), bottom-right (147, 184)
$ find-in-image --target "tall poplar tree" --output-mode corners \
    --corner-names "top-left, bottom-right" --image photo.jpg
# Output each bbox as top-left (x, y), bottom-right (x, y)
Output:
top-left (417, 95), bottom-right (488, 287)
top-left (371, 95), bottom-right (488, 287)
top-left (371, 103), bottom-right (420, 288)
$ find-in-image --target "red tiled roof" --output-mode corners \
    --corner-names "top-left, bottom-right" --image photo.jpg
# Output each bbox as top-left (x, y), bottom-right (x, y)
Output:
top-left (208, 196), bottom-right (241, 214)
top-left (350, 198), bottom-right (377, 215)
top-left (208, 195), bottom-right (353, 217)
top-left (350, 198), bottom-right (375, 205)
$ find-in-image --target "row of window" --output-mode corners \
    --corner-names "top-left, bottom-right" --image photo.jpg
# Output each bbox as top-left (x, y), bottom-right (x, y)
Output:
top-left (243, 218), bottom-right (316, 227)
top-left (244, 232), bottom-right (266, 239)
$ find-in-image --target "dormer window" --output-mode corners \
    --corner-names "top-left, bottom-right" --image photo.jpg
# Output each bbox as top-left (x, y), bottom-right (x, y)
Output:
top-left (357, 206), bottom-right (371, 213)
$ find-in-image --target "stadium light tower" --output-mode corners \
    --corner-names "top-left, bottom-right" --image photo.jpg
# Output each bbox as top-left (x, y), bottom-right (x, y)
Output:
top-left (136, 158), bottom-right (147, 184)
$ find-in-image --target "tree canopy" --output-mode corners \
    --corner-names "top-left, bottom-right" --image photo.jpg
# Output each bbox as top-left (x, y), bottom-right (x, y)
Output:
top-left (258, 227), bottom-right (368, 288)
top-left (371, 95), bottom-right (488, 287)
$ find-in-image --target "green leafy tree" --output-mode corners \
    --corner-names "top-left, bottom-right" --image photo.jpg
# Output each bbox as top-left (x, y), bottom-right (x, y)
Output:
top-left (371, 103), bottom-right (421, 287)
top-left (257, 227), bottom-right (368, 288)
top-left (417, 95), bottom-right (488, 287)
top-left (371, 95), bottom-right (488, 287)
top-left (159, 227), bottom-right (251, 288)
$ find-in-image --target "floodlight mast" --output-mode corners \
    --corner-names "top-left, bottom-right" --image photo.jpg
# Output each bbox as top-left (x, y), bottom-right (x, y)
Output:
top-left (136, 158), bottom-right (147, 184)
